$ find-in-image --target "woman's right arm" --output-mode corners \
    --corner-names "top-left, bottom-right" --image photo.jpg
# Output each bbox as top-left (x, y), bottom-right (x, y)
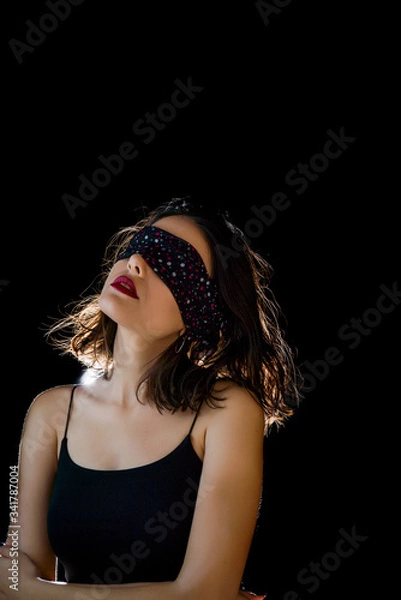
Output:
top-left (4, 386), bottom-right (70, 582)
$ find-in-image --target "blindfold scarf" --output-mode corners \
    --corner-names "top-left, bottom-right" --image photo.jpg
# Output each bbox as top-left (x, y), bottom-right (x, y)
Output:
top-left (117, 225), bottom-right (227, 348)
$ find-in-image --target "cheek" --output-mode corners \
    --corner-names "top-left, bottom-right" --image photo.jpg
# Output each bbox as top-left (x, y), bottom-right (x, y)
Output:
top-left (149, 281), bottom-right (184, 330)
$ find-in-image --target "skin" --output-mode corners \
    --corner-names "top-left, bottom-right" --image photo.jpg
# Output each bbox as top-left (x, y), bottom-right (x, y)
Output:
top-left (0, 216), bottom-right (267, 600)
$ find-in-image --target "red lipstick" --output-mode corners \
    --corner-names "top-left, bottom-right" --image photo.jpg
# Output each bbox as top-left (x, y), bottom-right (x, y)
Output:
top-left (111, 276), bottom-right (139, 299)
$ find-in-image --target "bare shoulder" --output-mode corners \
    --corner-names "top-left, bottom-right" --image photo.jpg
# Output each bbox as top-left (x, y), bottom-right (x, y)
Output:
top-left (17, 385), bottom-right (77, 467)
top-left (205, 379), bottom-right (267, 437)
top-left (197, 380), bottom-right (266, 490)
top-left (22, 384), bottom-right (76, 434)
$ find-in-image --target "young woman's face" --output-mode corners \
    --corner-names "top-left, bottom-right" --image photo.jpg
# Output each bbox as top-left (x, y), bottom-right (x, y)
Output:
top-left (99, 215), bottom-right (213, 346)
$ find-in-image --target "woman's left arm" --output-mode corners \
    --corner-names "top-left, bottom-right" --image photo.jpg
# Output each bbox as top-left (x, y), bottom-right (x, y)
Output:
top-left (175, 384), bottom-right (266, 599)
top-left (0, 386), bottom-right (266, 600)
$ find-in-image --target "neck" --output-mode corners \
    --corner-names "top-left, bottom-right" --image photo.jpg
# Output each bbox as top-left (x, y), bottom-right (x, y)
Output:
top-left (86, 327), bottom-right (178, 408)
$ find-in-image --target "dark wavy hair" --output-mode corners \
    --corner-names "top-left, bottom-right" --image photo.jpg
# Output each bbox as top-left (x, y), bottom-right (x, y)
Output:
top-left (45, 196), bottom-right (302, 432)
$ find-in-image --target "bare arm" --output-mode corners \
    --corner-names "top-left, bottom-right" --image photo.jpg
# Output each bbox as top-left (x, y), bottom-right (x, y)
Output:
top-left (4, 387), bottom-right (72, 581)
top-left (176, 385), bottom-right (265, 598)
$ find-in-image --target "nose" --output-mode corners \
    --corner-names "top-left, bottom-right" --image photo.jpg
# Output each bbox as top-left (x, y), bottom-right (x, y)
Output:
top-left (126, 253), bottom-right (147, 277)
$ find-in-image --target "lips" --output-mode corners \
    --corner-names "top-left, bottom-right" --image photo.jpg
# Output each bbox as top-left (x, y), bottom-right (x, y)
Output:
top-left (111, 275), bottom-right (139, 299)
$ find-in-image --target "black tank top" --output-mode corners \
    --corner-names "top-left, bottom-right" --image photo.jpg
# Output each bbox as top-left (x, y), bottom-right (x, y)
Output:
top-left (47, 385), bottom-right (204, 584)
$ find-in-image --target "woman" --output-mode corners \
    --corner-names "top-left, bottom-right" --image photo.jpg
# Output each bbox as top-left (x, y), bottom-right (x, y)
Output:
top-left (0, 197), bottom-right (300, 599)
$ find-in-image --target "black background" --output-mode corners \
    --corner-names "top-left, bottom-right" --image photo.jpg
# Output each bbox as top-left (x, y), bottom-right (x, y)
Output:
top-left (1, 1), bottom-right (398, 598)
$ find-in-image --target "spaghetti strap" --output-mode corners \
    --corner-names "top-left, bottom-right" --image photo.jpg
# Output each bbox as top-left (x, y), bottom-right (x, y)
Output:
top-left (63, 385), bottom-right (79, 439)
top-left (188, 400), bottom-right (204, 436)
